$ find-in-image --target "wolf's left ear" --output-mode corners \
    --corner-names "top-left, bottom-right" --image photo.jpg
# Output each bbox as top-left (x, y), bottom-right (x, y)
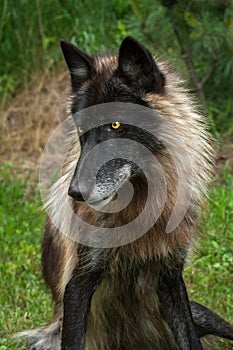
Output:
top-left (60, 40), bottom-right (95, 91)
top-left (118, 36), bottom-right (165, 93)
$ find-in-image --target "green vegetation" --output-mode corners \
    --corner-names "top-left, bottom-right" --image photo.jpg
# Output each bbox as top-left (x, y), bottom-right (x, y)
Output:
top-left (0, 163), bottom-right (232, 349)
top-left (0, 164), bottom-right (51, 350)
top-left (0, 1), bottom-right (232, 349)
top-left (186, 163), bottom-right (233, 349)
top-left (1, 0), bottom-right (233, 132)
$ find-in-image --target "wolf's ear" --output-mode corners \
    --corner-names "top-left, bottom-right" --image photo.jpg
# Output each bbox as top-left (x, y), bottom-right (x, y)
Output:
top-left (60, 40), bottom-right (95, 91)
top-left (118, 36), bottom-right (165, 93)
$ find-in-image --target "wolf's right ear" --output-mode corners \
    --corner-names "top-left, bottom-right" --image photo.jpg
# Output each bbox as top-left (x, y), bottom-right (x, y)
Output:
top-left (60, 40), bottom-right (95, 91)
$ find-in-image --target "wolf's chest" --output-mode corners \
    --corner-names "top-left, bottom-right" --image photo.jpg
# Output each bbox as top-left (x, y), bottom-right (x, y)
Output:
top-left (85, 267), bottom-right (177, 350)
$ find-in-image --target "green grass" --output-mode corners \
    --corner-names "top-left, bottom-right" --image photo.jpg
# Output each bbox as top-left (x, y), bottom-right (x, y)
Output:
top-left (0, 164), bottom-right (51, 350)
top-left (0, 162), bottom-right (232, 349)
top-left (185, 163), bottom-right (233, 349)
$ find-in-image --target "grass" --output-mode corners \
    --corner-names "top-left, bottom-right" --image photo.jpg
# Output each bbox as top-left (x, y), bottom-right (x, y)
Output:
top-left (0, 162), bottom-right (232, 349)
top-left (0, 164), bottom-right (51, 350)
top-left (185, 162), bottom-right (233, 349)
top-left (0, 2), bottom-right (232, 349)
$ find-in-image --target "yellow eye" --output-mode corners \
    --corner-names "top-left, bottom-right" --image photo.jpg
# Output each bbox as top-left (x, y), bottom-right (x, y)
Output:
top-left (111, 121), bottom-right (121, 130)
top-left (78, 126), bottom-right (83, 134)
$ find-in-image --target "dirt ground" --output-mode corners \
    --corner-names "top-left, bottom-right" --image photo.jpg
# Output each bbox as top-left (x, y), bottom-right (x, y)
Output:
top-left (0, 72), bottom-right (232, 178)
top-left (0, 71), bottom-right (70, 175)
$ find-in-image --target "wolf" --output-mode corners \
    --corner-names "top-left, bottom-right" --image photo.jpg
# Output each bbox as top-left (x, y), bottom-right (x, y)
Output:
top-left (21, 37), bottom-right (233, 350)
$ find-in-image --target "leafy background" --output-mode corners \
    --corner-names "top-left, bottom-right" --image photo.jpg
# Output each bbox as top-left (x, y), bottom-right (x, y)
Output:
top-left (0, 1), bottom-right (232, 349)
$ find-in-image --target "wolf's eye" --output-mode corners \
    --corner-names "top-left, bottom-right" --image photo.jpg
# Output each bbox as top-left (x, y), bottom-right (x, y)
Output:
top-left (77, 126), bottom-right (83, 134)
top-left (111, 122), bottom-right (121, 130)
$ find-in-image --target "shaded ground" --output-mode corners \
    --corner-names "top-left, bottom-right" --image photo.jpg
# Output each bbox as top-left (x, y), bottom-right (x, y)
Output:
top-left (0, 71), bottom-right (70, 177)
top-left (216, 147), bottom-right (233, 174)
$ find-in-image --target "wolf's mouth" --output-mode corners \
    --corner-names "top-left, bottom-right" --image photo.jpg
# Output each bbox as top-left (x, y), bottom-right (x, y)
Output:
top-left (87, 193), bottom-right (115, 209)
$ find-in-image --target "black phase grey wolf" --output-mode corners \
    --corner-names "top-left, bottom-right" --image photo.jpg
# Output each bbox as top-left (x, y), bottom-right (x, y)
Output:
top-left (21, 37), bottom-right (233, 350)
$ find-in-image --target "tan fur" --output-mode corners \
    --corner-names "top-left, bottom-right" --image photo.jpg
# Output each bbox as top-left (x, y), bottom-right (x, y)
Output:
top-left (46, 56), bottom-right (213, 261)
top-left (29, 51), bottom-right (214, 350)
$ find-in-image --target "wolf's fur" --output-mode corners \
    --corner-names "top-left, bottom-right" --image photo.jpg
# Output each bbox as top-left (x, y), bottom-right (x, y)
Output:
top-left (20, 37), bottom-right (233, 350)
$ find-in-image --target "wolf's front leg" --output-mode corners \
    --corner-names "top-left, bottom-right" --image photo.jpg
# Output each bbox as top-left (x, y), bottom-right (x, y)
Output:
top-left (61, 267), bottom-right (102, 350)
top-left (157, 267), bottom-right (203, 350)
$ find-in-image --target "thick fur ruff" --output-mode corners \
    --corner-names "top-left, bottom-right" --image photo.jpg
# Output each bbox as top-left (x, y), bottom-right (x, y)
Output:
top-left (20, 37), bottom-right (215, 350)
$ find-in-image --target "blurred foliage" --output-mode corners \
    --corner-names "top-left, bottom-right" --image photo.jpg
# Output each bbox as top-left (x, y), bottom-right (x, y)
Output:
top-left (0, 0), bottom-right (233, 133)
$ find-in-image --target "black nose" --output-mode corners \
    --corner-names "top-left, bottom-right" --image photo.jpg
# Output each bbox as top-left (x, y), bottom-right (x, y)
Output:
top-left (68, 183), bottom-right (88, 202)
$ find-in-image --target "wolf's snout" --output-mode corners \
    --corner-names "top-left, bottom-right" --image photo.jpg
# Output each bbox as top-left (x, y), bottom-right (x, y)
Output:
top-left (68, 182), bottom-right (87, 202)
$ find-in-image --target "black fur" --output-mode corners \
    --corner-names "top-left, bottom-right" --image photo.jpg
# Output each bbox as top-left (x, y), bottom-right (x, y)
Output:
top-left (59, 36), bottom-right (233, 350)
top-left (23, 37), bottom-right (233, 350)
top-left (62, 267), bottom-right (102, 350)
top-left (191, 301), bottom-right (233, 341)
top-left (158, 264), bottom-right (203, 349)
top-left (118, 36), bottom-right (165, 93)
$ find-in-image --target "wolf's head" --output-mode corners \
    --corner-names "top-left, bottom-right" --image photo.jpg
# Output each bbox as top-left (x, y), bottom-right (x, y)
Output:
top-left (60, 37), bottom-right (166, 210)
